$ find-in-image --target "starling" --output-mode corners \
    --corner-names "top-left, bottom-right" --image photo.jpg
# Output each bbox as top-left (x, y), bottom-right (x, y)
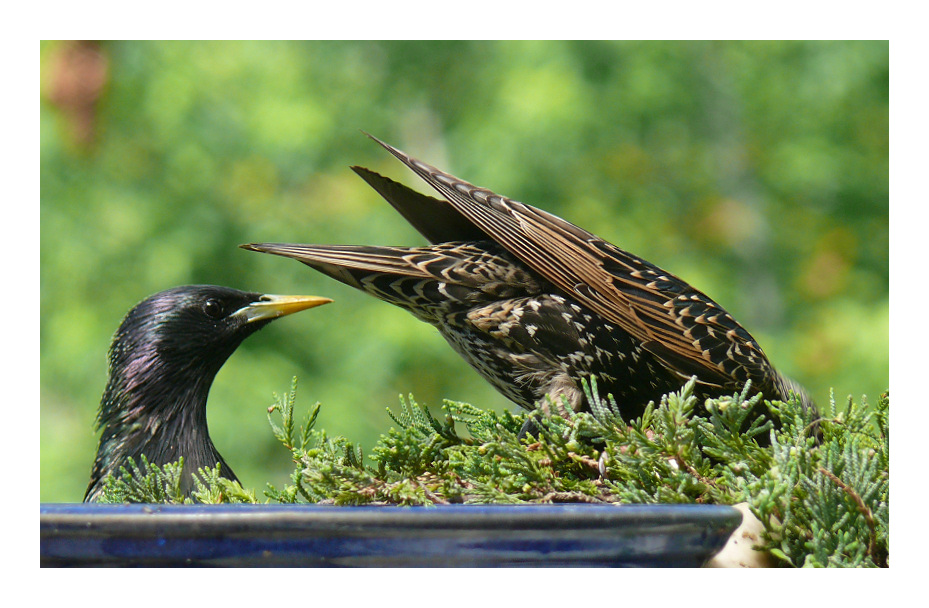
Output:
top-left (84, 286), bottom-right (331, 502)
top-left (243, 135), bottom-right (812, 433)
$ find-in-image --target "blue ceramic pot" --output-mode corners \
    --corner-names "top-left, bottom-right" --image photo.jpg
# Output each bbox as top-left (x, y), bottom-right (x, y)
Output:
top-left (40, 503), bottom-right (741, 567)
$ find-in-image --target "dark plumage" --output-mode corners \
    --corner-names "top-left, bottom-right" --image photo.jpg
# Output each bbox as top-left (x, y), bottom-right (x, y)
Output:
top-left (243, 135), bottom-right (812, 434)
top-left (85, 285), bottom-right (331, 502)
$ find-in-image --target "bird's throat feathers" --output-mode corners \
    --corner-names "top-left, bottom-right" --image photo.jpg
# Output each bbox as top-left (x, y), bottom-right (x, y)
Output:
top-left (89, 335), bottom-right (228, 500)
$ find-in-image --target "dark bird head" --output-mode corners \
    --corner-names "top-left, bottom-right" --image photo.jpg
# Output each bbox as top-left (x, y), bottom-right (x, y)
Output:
top-left (84, 285), bottom-right (331, 502)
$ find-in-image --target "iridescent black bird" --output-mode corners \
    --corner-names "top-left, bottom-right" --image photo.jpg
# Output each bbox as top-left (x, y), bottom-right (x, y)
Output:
top-left (243, 135), bottom-right (812, 434)
top-left (84, 286), bottom-right (331, 502)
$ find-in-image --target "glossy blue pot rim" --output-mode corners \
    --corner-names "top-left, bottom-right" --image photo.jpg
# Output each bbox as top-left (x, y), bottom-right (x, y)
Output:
top-left (41, 503), bottom-right (743, 567)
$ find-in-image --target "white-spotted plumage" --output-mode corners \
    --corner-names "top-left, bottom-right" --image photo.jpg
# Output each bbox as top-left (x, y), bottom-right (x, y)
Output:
top-left (242, 135), bottom-right (814, 430)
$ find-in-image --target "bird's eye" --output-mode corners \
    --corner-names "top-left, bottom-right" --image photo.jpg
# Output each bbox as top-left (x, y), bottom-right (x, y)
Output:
top-left (203, 299), bottom-right (224, 319)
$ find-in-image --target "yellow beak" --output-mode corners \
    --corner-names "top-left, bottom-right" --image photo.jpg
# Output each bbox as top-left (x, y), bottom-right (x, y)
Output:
top-left (235, 294), bottom-right (333, 323)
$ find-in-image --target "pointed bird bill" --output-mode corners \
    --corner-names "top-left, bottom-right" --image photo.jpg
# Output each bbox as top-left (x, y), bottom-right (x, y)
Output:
top-left (234, 294), bottom-right (332, 323)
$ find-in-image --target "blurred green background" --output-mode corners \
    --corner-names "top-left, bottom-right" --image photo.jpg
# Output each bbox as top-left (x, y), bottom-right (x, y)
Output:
top-left (40, 40), bottom-right (888, 502)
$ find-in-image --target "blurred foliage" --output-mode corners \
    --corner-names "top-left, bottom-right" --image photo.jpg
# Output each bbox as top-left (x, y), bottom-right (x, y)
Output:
top-left (40, 40), bottom-right (888, 502)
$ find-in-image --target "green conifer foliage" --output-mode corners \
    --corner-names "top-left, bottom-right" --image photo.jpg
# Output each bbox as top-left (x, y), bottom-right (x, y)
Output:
top-left (98, 378), bottom-right (889, 567)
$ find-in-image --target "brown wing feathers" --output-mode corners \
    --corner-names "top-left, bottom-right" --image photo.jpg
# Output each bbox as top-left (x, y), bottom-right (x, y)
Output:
top-left (362, 134), bottom-right (764, 390)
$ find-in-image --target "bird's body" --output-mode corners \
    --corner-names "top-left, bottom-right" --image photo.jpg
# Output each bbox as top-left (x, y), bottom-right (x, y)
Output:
top-left (260, 240), bottom-right (682, 420)
top-left (244, 135), bottom-right (812, 428)
top-left (85, 286), bottom-right (330, 502)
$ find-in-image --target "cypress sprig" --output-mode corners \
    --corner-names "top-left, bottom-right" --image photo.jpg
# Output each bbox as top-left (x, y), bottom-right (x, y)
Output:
top-left (97, 455), bottom-right (188, 504)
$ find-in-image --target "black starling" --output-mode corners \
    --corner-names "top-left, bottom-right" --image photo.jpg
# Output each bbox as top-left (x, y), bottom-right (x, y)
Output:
top-left (243, 135), bottom-right (812, 433)
top-left (84, 286), bottom-right (331, 502)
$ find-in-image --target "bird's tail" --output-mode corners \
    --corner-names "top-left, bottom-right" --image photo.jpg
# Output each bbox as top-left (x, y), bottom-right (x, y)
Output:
top-left (242, 243), bottom-right (428, 287)
top-left (241, 242), bottom-right (503, 320)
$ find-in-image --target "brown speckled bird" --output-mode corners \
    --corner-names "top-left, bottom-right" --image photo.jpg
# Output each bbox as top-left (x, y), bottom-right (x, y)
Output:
top-left (243, 135), bottom-right (812, 433)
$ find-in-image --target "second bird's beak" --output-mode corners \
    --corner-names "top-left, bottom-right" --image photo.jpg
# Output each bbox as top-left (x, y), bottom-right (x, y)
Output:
top-left (234, 294), bottom-right (333, 323)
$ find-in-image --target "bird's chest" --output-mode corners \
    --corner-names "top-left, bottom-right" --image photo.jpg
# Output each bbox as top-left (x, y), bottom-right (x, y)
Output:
top-left (434, 296), bottom-right (684, 412)
top-left (435, 323), bottom-right (542, 409)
